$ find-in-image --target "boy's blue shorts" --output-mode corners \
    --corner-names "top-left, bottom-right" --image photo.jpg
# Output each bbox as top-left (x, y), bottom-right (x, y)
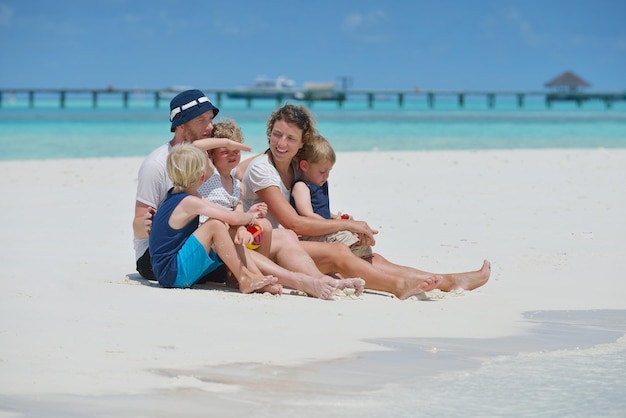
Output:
top-left (174, 234), bottom-right (223, 288)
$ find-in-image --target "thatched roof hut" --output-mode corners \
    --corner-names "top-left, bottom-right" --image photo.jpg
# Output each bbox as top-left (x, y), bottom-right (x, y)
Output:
top-left (545, 71), bottom-right (590, 91)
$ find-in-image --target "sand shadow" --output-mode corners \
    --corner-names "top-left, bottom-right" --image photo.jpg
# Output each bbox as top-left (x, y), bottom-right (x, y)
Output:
top-left (124, 272), bottom-right (239, 293)
top-left (125, 272), bottom-right (160, 288)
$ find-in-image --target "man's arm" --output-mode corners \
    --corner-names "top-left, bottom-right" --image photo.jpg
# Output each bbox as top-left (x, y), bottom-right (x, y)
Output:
top-left (133, 201), bottom-right (155, 239)
top-left (133, 150), bottom-right (168, 239)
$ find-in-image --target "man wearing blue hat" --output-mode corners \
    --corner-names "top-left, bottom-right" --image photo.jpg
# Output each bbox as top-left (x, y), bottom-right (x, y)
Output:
top-left (132, 89), bottom-right (250, 281)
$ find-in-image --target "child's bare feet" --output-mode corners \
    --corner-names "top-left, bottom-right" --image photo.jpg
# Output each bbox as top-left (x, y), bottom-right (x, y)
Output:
top-left (237, 273), bottom-right (279, 294)
top-left (226, 272), bottom-right (282, 295)
top-left (255, 283), bottom-right (283, 295)
top-left (334, 277), bottom-right (366, 297)
top-left (302, 276), bottom-right (364, 300)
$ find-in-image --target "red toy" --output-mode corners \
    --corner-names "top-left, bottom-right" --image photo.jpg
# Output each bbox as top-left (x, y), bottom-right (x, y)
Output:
top-left (245, 224), bottom-right (263, 250)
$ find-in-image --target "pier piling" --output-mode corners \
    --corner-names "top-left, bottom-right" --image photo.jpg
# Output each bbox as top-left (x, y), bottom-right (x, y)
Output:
top-left (0, 88), bottom-right (623, 110)
top-left (427, 92), bottom-right (435, 108)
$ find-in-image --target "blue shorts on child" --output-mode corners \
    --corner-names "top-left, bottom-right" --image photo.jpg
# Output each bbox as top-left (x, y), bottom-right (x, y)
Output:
top-left (174, 234), bottom-right (223, 288)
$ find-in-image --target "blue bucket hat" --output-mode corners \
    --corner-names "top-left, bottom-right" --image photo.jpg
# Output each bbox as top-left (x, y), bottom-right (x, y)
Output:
top-left (169, 89), bottom-right (219, 132)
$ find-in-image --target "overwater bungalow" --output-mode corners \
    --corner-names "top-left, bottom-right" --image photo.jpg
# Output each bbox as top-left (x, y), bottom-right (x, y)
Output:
top-left (545, 71), bottom-right (593, 106)
top-left (545, 71), bottom-right (590, 91)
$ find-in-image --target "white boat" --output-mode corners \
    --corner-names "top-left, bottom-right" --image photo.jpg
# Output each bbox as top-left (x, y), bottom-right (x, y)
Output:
top-left (294, 82), bottom-right (344, 101)
top-left (227, 76), bottom-right (300, 99)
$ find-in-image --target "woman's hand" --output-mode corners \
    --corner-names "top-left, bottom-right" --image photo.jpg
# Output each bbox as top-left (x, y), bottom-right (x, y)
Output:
top-left (349, 220), bottom-right (378, 246)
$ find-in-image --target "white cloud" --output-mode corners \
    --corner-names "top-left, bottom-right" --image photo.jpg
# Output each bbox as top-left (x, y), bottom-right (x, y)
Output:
top-left (342, 13), bottom-right (362, 31)
top-left (123, 14), bottom-right (141, 24)
top-left (342, 10), bottom-right (388, 43)
top-left (505, 8), bottom-right (541, 46)
top-left (212, 17), bottom-right (245, 36)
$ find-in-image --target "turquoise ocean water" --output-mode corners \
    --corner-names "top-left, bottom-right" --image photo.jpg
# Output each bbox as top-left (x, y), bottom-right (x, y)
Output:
top-left (1, 95), bottom-right (626, 161)
top-left (2, 96), bottom-right (625, 416)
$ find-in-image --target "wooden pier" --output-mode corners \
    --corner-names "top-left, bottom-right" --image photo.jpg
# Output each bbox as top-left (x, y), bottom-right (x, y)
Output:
top-left (0, 88), bottom-right (624, 110)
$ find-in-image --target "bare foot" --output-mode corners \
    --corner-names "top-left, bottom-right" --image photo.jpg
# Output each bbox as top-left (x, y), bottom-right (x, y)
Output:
top-left (439, 260), bottom-right (491, 292)
top-left (302, 275), bottom-right (338, 300)
top-left (237, 273), bottom-right (279, 294)
top-left (297, 275), bottom-right (362, 300)
top-left (227, 272), bottom-right (282, 295)
top-left (334, 277), bottom-right (366, 297)
top-left (396, 274), bottom-right (442, 300)
top-left (255, 283), bottom-right (283, 295)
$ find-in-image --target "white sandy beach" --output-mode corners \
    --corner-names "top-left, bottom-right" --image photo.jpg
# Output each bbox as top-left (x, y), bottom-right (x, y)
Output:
top-left (1, 149), bottom-right (626, 417)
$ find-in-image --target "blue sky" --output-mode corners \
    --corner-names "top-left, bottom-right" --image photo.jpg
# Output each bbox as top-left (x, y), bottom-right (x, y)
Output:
top-left (0, 0), bottom-right (624, 91)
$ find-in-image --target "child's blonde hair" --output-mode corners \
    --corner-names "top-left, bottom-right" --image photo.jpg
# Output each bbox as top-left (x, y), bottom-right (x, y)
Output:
top-left (167, 143), bottom-right (207, 192)
top-left (212, 119), bottom-right (244, 143)
top-left (296, 133), bottom-right (336, 165)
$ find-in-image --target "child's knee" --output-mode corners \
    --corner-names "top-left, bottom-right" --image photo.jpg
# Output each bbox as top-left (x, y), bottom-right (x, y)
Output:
top-left (200, 218), bottom-right (229, 234)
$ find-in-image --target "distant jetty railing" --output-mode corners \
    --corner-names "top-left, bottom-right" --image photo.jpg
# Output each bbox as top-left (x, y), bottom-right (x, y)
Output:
top-left (0, 88), bottom-right (624, 109)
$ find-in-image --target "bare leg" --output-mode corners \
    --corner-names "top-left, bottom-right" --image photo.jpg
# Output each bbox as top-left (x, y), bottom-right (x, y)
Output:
top-left (435, 259), bottom-right (491, 291)
top-left (301, 241), bottom-right (443, 300)
top-left (226, 219), bottom-right (280, 294)
top-left (194, 219), bottom-right (279, 294)
top-left (369, 254), bottom-right (490, 292)
top-left (249, 228), bottom-right (365, 299)
top-left (225, 268), bottom-right (283, 295)
top-left (254, 218), bottom-right (273, 258)
top-left (227, 218), bottom-right (273, 259)
top-left (248, 249), bottom-right (364, 299)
